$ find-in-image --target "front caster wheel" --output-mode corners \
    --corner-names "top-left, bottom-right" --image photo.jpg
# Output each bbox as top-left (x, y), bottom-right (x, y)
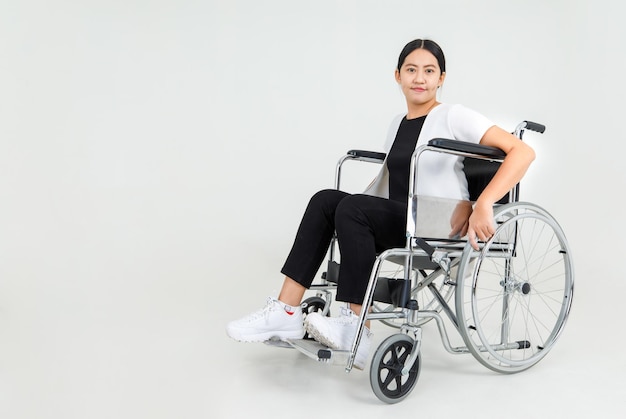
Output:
top-left (370, 334), bottom-right (421, 404)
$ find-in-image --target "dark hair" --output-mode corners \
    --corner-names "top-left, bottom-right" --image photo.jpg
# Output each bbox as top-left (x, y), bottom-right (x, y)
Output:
top-left (397, 39), bottom-right (446, 74)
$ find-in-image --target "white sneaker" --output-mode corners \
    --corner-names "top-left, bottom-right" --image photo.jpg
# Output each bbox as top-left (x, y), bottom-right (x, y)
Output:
top-left (226, 297), bottom-right (304, 342)
top-left (304, 306), bottom-right (372, 370)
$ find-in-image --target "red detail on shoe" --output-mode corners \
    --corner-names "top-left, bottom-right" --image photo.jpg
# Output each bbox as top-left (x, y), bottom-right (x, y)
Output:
top-left (285, 310), bottom-right (294, 315)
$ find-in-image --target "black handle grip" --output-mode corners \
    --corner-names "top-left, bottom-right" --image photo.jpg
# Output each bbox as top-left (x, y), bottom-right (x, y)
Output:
top-left (524, 121), bottom-right (546, 134)
top-left (347, 150), bottom-right (387, 161)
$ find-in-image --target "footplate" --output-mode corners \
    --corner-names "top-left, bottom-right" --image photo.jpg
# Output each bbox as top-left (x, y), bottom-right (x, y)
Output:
top-left (263, 336), bottom-right (294, 349)
top-left (285, 338), bottom-right (351, 366)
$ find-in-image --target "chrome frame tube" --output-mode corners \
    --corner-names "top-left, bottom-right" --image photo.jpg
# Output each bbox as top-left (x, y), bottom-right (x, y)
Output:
top-left (341, 124), bottom-right (535, 372)
top-left (406, 145), bottom-right (508, 242)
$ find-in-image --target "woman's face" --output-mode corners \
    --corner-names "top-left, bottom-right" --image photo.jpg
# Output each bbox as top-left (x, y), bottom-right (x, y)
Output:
top-left (395, 48), bottom-right (445, 108)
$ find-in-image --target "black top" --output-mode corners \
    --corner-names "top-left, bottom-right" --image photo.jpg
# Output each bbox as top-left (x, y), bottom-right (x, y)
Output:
top-left (387, 115), bottom-right (426, 203)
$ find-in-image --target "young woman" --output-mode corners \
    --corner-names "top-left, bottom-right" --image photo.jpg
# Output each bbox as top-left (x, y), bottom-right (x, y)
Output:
top-left (226, 39), bottom-right (535, 370)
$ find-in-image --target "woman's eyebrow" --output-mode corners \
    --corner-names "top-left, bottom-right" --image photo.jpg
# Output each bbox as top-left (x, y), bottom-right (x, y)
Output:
top-left (403, 63), bottom-right (437, 68)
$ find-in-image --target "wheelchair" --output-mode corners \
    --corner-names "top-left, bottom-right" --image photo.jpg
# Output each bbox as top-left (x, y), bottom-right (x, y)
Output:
top-left (270, 121), bottom-right (574, 404)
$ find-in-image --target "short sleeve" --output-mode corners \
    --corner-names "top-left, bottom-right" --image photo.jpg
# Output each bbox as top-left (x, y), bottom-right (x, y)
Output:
top-left (448, 104), bottom-right (494, 144)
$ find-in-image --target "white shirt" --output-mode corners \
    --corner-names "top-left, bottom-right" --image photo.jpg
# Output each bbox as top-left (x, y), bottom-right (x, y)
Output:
top-left (364, 103), bottom-right (494, 200)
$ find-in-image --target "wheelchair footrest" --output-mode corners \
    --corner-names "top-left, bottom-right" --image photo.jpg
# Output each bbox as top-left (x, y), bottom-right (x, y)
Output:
top-left (285, 338), bottom-right (351, 365)
top-left (263, 337), bottom-right (295, 349)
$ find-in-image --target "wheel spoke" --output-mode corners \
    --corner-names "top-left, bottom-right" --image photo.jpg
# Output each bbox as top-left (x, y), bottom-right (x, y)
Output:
top-left (370, 334), bottom-right (420, 404)
top-left (456, 203), bottom-right (574, 372)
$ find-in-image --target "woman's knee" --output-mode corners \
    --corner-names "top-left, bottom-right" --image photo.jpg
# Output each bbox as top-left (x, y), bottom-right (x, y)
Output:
top-left (335, 194), bottom-right (370, 224)
top-left (308, 189), bottom-right (348, 211)
top-left (310, 188), bottom-right (340, 202)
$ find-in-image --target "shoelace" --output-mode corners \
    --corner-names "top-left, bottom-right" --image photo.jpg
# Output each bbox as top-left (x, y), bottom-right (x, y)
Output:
top-left (329, 306), bottom-right (358, 325)
top-left (242, 297), bottom-right (278, 322)
top-left (333, 307), bottom-right (372, 337)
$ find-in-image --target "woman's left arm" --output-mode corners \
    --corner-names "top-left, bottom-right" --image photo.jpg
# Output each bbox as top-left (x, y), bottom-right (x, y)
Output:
top-left (467, 125), bottom-right (536, 250)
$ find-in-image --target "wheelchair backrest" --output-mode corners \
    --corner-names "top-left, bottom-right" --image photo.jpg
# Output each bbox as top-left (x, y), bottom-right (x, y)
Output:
top-left (463, 157), bottom-right (510, 204)
top-left (412, 157), bottom-right (513, 241)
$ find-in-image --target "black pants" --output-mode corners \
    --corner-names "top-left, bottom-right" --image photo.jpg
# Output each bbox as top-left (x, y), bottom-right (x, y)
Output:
top-left (281, 189), bottom-right (407, 305)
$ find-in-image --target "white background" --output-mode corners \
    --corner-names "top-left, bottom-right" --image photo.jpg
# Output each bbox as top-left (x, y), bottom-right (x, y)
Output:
top-left (1, 1), bottom-right (624, 418)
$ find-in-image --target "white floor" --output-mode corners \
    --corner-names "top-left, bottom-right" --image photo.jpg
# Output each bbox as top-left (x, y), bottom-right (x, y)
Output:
top-left (215, 273), bottom-right (624, 419)
top-left (1, 248), bottom-right (624, 419)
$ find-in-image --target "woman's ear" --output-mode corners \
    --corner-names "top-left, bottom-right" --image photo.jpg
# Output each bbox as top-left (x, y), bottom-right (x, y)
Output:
top-left (395, 68), bottom-right (401, 83)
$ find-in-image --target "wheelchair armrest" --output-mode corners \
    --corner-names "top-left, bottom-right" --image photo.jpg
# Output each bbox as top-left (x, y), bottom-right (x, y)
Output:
top-left (334, 150), bottom-right (386, 190)
top-left (427, 138), bottom-right (506, 159)
top-left (347, 149), bottom-right (386, 163)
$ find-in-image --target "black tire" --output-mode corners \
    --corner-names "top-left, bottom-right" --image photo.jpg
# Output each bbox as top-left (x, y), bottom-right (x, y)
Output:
top-left (370, 334), bottom-right (421, 404)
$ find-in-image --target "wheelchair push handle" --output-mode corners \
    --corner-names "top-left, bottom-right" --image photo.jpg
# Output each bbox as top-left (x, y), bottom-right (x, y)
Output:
top-left (514, 120), bottom-right (546, 139)
top-left (522, 120), bottom-right (546, 133)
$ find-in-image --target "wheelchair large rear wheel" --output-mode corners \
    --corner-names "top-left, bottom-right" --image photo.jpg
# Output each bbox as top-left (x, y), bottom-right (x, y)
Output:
top-left (370, 333), bottom-right (421, 404)
top-left (456, 202), bottom-right (574, 373)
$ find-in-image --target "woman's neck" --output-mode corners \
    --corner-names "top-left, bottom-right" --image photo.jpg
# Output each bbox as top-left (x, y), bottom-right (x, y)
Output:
top-left (406, 100), bottom-right (439, 119)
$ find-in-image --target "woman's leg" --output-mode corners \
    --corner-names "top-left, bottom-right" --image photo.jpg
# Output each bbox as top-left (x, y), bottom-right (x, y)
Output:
top-left (277, 277), bottom-right (307, 307)
top-left (302, 194), bottom-right (406, 369)
top-left (334, 194), bottom-right (407, 309)
top-left (280, 189), bottom-right (349, 298)
top-left (307, 195), bottom-right (406, 340)
top-left (226, 189), bottom-right (350, 343)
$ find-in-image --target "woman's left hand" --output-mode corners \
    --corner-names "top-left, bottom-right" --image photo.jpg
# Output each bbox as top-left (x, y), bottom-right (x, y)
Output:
top-left (449, 200), bottom-right (472, 239)
top-left (467, 201), bottom-right (495, 251)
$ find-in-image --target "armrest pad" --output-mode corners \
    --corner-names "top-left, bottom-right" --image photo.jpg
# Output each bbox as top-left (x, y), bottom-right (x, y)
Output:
top-left (428, 138), bottom-right (506, 159)
top-left (347, 149), bottom-right (387, 162)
